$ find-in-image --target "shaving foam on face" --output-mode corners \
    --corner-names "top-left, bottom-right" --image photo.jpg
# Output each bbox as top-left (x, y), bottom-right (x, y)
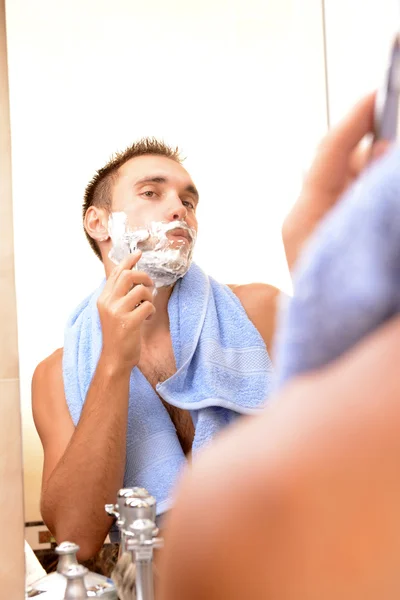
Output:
top-left (108, 212), bottom-right (196, 288)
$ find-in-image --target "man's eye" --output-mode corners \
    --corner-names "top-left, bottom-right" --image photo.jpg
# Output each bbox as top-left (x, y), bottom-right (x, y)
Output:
top-left (142, 191), bottom-right (156, 198)
top-left (182, 200), bottom-right (195, 210)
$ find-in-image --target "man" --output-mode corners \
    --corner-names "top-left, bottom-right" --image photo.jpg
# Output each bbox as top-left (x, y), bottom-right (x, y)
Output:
top-left (32, 138), bottom-right (280, 560)
top-left (158, 93), bottom-right (400, 599)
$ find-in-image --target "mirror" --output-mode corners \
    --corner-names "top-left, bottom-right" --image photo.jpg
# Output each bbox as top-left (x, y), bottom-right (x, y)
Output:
top-left (3, 0), bottom-right (399, 594)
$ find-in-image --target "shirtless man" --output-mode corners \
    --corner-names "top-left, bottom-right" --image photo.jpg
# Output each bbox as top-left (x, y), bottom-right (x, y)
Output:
top-left (32, 139), bottom-right (280, 560)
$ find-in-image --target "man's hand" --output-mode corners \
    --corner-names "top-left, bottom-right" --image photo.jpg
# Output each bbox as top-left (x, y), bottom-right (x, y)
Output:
top-left (283, 92), bottom-right (390, 271)
top-left (97, 251), bottom-right (155, 372)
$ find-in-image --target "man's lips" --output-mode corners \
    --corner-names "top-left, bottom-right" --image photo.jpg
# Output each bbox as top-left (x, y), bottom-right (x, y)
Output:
top-left (167, 228), bottom-right (192, 243)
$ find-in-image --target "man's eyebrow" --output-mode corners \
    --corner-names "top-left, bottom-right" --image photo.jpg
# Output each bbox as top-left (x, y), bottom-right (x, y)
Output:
top-left (135, 176), bottom-right (167, 186)
top-left (135, 175), bottom-right (199, 203)
top-left (185, 184), bottom-right (199, 203)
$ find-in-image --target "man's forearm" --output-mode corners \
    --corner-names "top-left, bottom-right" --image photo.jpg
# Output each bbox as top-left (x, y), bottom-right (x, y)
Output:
top-left (42, 356), bottom-right (131, 559)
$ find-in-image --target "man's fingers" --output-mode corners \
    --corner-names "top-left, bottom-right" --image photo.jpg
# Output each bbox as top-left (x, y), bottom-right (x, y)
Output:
top-left (329, 92), bottom-right (376, 152)
top-left (307, 92), bottom-right (377, 196)
top-left (121, 284), bottom-right (154, 312)
top-left (112, 269), bottom-right (154, 300)
top-left (349, 139), bottom-right (391, 182)
top-left (370, 139), bottom-right (392, 162)
top-left (126, 300), bottom-right (156, 323)
top-left (104, 252), bottom-right (154, 301)
top-left (106, 251), bottom-right (142, 288)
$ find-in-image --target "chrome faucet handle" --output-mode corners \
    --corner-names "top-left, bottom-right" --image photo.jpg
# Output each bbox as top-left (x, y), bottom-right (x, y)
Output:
top-left (127, 519), bottom-right (163, 558)
top-left (63, 564), bottom-right (89, 599)
top-left (126, 519), bottom-right (162, 600)
top-left (56, 541), bottom-right (79, 575)
top-left (106, 487), bottom-right (150, 522)
top-left (124, 496), bottom-right (157, 530)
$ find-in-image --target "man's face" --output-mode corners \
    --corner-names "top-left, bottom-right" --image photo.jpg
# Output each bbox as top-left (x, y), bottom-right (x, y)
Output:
top-left (111, 154), bottom-right (199, 249)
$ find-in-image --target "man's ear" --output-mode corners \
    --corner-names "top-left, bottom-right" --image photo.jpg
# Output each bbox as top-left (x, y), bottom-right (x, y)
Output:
top-left (84, 206), bottom-right (110, 242)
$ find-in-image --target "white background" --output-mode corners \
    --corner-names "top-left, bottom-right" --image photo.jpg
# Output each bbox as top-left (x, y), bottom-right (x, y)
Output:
top-left (7, 0), bottom-right (396, 522)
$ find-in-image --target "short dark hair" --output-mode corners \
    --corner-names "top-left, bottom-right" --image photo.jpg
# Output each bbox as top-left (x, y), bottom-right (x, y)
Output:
top-left (83, 137), bottom-right (182, 259)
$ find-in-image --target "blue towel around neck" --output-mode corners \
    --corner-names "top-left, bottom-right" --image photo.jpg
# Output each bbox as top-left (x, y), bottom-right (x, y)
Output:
top-left (275, 145), bottom-right (400, 387)
top-left (63, 262), bottom-right (274, 516)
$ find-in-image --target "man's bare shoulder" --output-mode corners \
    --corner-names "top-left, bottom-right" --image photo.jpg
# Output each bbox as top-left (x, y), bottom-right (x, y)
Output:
top-left (228, 283), bottom-right (282, 352)
top-left (32, 348), bottom-right (70, 433)
top-left (33, 348), bottom-right (64, 390)
top-left (32, 348), bottom-right (74, 491)
top-left (229, 282), bottom-right (280, 307)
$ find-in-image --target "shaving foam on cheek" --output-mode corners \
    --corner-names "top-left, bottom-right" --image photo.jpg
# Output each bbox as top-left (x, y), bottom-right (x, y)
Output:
top-left (108, 212), bottom-right (196, 288)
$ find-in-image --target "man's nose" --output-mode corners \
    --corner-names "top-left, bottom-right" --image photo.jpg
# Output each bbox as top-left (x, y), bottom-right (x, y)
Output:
top-left (166, 196), bottom-right (187, 222)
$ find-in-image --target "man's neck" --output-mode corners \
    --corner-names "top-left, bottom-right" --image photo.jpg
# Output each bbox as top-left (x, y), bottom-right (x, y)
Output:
top-left (141, 285), bottom-right (173, 342)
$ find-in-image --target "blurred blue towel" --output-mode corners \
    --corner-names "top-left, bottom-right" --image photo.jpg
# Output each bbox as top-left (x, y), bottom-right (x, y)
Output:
top-left (63, 262), bottom-right (274, 515)
top-left (275, 146), bottom-right (400, 386)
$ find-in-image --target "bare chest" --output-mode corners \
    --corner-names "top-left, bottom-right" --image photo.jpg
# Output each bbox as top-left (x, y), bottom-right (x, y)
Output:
top-left (138, 344), bottom-right (195, 455)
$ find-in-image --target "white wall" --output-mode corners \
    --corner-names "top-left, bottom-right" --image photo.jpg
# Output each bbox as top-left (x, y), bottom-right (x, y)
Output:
top-left (5, 0), bottom-right (327, 522)
top-left (324, 0), bottom-right (400, 125)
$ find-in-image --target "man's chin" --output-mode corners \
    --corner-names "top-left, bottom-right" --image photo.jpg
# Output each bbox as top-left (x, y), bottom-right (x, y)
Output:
top-left (167, 238), bottom-right (191, 251)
